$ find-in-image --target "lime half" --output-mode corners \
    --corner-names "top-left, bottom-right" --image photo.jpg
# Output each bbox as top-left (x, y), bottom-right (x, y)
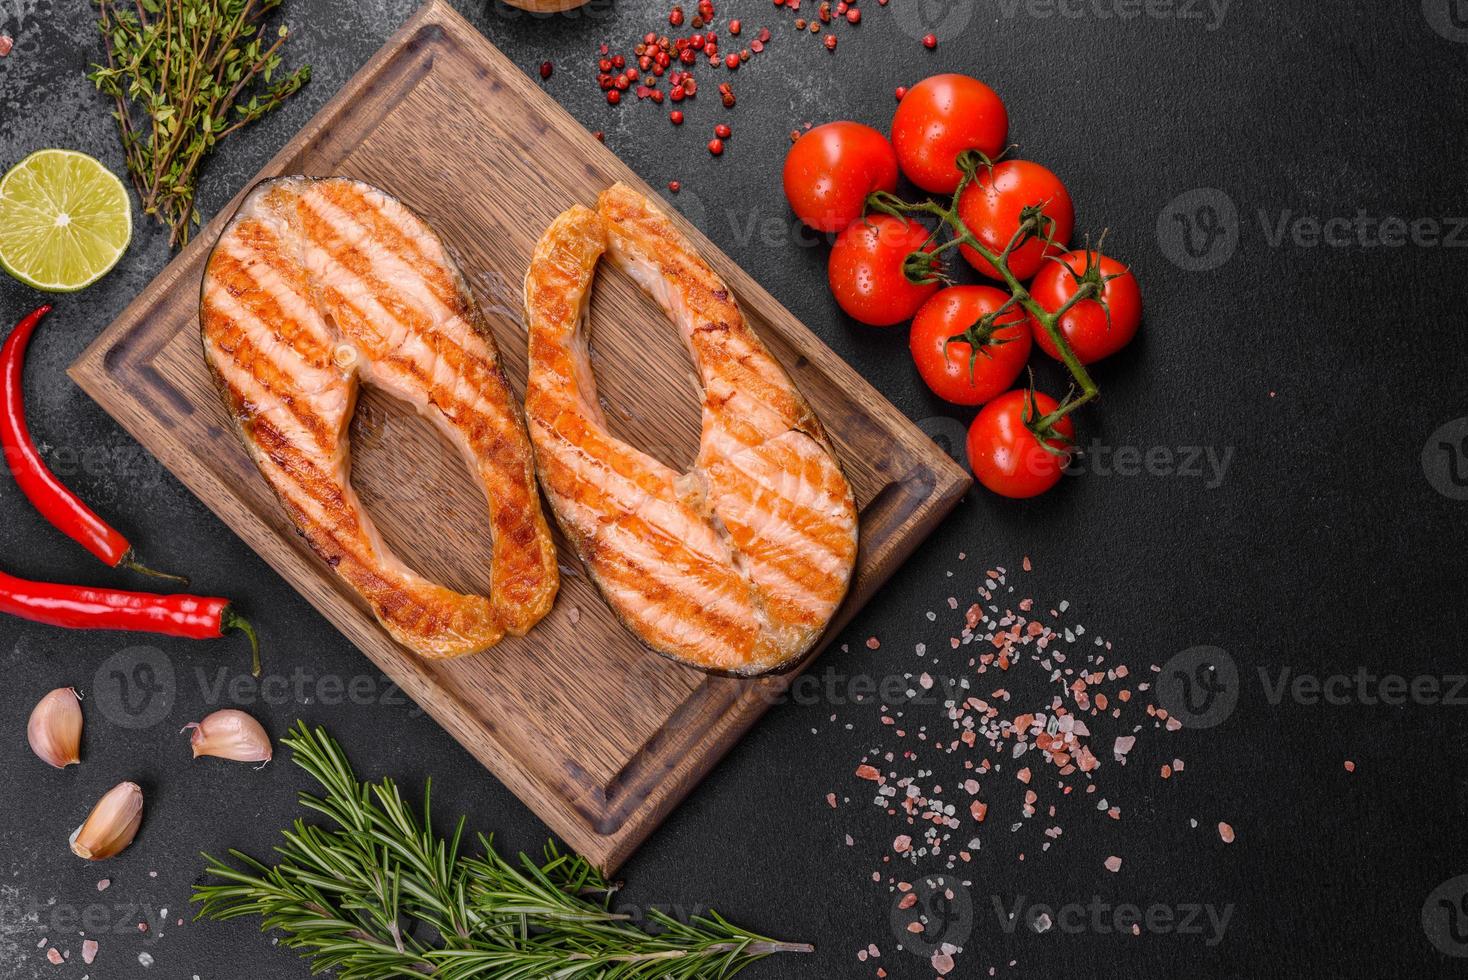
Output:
top-left (0, 149), bottom-right (132, 292)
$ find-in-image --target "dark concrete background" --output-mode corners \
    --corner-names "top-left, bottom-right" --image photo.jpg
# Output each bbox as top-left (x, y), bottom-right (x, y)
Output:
top-left (2, 0), bottom-right (1467, 977)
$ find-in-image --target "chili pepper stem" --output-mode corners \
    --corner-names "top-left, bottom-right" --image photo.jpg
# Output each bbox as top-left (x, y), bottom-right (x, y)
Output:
top-left (221, 608), bottom-right (261, 677)
top-left (119, 549), bottom-right (191, 587)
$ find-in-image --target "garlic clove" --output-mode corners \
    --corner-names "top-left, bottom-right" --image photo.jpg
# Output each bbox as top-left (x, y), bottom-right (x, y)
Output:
top-left (70, 781), bottom-right (143, 860)
top-left (28, 687), bottom-right (82, 768)
top-left (182, 709), bottom-right (272, 764)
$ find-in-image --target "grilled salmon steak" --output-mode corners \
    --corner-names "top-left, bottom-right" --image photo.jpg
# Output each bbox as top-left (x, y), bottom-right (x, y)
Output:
top-left (524, 183), bottom-right (859, 675)
top-left (201, 177), bottom-right (557, 659)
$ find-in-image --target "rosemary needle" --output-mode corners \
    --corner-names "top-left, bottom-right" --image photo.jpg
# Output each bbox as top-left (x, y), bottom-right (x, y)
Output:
top-left (193, 722), bottom-right (813, 979)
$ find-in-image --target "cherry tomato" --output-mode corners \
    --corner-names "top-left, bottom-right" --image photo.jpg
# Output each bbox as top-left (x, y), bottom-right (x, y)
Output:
top-left (909, 286), bottom-right (1031, 406)
top-left (1029, 250), bottom-right (1142, 364)
top-left (783, 122), bottom-right (899, 233)
top-left (957, 160), bottom-right (1074, 282)
top-left (966, 389), bottom-right (1075, 498)
top-left (890, 74), bottom-right (1008, 194)
top-left (827, 215), bottom-right (939, 326)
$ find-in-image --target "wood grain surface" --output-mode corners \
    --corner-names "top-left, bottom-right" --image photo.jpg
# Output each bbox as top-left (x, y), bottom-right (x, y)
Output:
top-left (68, 0), bottom-right (971, 873)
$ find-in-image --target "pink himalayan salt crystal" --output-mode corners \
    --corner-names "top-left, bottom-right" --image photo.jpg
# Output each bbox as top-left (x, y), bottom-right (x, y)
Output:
top-left (46, 948), bottom-right (64, 965)
top-left (97, 879), bottom-right (111, 891)
top-left (932, 950), bottom-right (956, 974)
top-left (0, 35), bottom-right (12, 57)
top-left (1218, 821), bottom-right (1236, 843)
top-left (893, 834), bottom-right (912, 853)
top-left (82, 940), bottom-right (99, 964)
top-left (1104, 855), bottom-right (1122, 872)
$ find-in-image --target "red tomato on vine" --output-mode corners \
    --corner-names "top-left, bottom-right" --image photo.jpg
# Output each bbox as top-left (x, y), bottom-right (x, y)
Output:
top-left (957, 160), bottom-right (1074, 282)
top-left (967, 389), bottom-right (1075, 498)
top-left (909, 286), bottom-right (1031, 406)
top-left (1029, 250), bottom-right (1142, 364)
top-left (891, 74), bottom-right (1009, 194)
top-left (783, 122), bottom-right (900, 233)
top-left (827, 215), bottom-right (939, 326)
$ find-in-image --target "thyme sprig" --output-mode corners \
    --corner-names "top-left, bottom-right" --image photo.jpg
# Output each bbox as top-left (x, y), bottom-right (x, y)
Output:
top-left (88, 0), bottom-right (310, 248)
top-left (193, 722), bottom-right (812, 979)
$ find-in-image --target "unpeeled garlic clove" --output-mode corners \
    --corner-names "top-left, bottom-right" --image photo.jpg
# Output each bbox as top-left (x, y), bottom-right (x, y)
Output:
top-left (28, 687), bottom-right (82, 768)
top-left (70, 781), bottom-right (143, 860)
top-left (182, 709), bottom-right (272, 764)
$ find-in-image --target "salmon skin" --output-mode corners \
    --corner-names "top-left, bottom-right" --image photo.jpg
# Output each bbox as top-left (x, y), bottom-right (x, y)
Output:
top-left (201, 176), bottom-right (558, 659)
top-left (524, 183), bottom-right (859, 676)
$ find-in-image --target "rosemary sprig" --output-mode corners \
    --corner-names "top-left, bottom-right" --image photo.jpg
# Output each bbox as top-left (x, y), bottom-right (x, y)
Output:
top-left (193, 722), bottom-right (812, 979)
top-left (87, 0), bottom-right (310, 248)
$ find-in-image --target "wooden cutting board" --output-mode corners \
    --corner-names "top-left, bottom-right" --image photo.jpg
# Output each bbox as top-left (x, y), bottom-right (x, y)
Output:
top-left (69, 0), bottom-right (970, 873)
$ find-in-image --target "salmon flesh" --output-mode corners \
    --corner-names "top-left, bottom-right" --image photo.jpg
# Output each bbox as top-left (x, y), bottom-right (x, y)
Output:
top-left (201, 177), bottom-right (558, 658)
top-left (524, 183), bottom-right (859, 675)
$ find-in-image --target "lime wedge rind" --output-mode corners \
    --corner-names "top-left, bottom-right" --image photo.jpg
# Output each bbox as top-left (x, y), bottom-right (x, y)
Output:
top-left (0, 149), bottom-right (133, 293)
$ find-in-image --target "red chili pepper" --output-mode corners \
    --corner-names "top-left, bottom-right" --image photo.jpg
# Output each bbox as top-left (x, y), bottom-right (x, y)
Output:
top-left (0, 568), bottom-right (259, 675)
top-left (1, 306), bottom-right (187, 584)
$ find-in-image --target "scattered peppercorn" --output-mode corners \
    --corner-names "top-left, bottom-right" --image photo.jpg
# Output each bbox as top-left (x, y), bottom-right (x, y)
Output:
top-left (669, 180), bottom-right (681, 192)
top-left (923, 33), bottom-right (938, 48)
top-left (708, 137), bottom-right (725, 155)
top-left (539, 61), bottom-right (553, 80)
top-left (670, 110), bottom-right (685, 124)
top-left (895, 85), bottom-right (908, 100)
top-left (606, 89), bottom-right (621, 105)
top-left (714, 123), bottom-right (732, 138)
top-left (825, 34), bottom-right (837, 51)
top-left (669, 6), bottom-right (685, 27)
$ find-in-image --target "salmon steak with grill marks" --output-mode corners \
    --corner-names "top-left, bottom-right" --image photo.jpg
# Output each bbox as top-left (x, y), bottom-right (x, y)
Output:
top-left (200, 176), bottom-right (558, 659)
top-left (524, 183), bottom-right (859, 676)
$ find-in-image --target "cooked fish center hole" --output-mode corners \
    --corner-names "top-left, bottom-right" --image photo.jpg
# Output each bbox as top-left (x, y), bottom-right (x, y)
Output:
top-left (347, 386), bottom-right (495, 597)
top-left (585, 270), bottom-right (703, 472)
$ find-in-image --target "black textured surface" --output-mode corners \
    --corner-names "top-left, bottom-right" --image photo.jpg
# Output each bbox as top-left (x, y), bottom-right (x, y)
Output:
top-left (2, 1), bottom-right (1466, 977)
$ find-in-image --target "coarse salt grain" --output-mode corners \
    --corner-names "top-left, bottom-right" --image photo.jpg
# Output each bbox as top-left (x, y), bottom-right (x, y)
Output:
top-left (0, 35), bottom-right (12, 57)
top-left (1218, 821), bottom-right (1235, 843)
top-left (1104, 855), bottom-right (1122, 872)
